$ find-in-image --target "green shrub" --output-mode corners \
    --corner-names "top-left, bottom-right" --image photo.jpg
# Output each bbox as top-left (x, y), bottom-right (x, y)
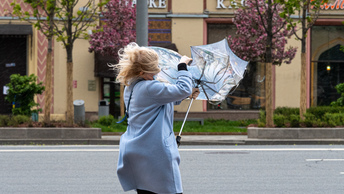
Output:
top-left (5, 74), bottom-right (45, 116)
top-left (303, 113), bottom-right (316, 127)
top-left (7, 115), bottom-right (31, 127)
top-left (290, 114), bottom-right (300, 127)
top-left (98, 115), bottom-right (115, 126)
top-left (307, 106), bottom-right (344, 120)
top-left (274, 107), bottom-right (299, 119)
top-left (323, 113), bottom-right (344, 127)
top-left (273, 114), bottom-right (286, 127)
top-left (0, 115), bottom-right (10, 127)
top-left (331, 83), bottom-right (344, 106)
top-left (257, 109), bottom-right (266, 126)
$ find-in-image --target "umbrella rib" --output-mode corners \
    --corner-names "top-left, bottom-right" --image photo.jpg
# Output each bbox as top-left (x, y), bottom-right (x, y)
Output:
top-left (201, 84), bottom-right (211, 101)
top-left (202, 82), bottom-right (222, 95)
top-left (161, 69), bottom-right (177, 80)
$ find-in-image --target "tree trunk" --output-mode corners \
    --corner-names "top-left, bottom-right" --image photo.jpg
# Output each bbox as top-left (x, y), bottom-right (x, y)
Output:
top-left (300, 6), bottom-right (307, 120)
top-left (265, 62), bottom-right (273, 127)
top-left (43, 37), bottom-right (53, 124)
top-left (300, 52), bottom-right (307, 119)
top-left (66, 61), bottom-right (73, 124)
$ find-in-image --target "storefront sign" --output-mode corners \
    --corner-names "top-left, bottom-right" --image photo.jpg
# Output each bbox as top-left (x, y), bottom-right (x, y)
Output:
top-left (319, 0), bottom-right (344, 10)
top-left (3, 86), bottom-right (9, 95)
top-left (216, 0), bottom-right (344, 10)
top-left (217, 0), bottom-right (245, 9)
top-left (5, 63), bottom-right (15, 67)
top-left (131, 0), bottom-right (167, 8)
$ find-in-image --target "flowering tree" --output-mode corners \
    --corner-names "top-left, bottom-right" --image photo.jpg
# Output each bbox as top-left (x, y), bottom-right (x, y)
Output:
top-left (229, 0), bottom-right (297, 64)
top-left (277, 0), bottom-right (327, 119)
top-left (228, 0), bottom-right (297, 126)
top-left (88, 0), bottom-right (136, 60)
top-left (88, 0), bottom-right (136, 117)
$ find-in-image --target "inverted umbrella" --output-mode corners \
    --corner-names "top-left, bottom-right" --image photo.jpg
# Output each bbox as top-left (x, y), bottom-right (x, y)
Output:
top-left (149, 39), bottom-right (249, 146)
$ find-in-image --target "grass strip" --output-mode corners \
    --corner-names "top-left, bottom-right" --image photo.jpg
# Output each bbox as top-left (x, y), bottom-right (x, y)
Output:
top-left (92, 119), bottom-right (257, 133)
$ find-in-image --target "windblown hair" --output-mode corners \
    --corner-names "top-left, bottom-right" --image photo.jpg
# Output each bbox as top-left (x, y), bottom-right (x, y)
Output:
top-left (115, 42), bottom-right (160, 86)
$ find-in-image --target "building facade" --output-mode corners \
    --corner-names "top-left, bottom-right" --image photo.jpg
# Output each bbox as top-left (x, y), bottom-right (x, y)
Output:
top-left (0, 0), bottom-right (344, 120)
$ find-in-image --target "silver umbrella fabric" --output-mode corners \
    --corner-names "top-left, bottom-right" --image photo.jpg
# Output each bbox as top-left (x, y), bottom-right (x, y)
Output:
top-left (149, 39), bottom-right (249, 146)
top-left (150, 39), bottom-right (248, 104)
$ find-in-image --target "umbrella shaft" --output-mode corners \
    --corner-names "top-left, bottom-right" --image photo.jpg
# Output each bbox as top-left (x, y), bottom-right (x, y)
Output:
top-left (179, 98), bottom-right (194, 136)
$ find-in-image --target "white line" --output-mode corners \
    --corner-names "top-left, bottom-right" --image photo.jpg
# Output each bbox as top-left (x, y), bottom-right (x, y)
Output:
top-left (0, 149), bottom-right (119, 152)
top-left (340, 172), bottom-right (344, 175)
top-left (1, 148), bottom-right (344, 152)
top-left (306, 159), bottom-right (344, 162)
top-left (179, 148), bottom-right (344, 152)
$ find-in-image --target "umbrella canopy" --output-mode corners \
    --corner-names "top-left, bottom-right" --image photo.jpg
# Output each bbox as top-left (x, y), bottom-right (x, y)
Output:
top-left (149, 39), bottom-right (249, 146)
top-left (150, 39), bottom-right (249, 105)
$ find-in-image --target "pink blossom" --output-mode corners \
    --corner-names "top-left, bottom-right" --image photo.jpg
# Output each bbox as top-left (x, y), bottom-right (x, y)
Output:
top-left (88, 0), bottom-right (136, 60)
top-left (228, 0), bottom-right (297, 65)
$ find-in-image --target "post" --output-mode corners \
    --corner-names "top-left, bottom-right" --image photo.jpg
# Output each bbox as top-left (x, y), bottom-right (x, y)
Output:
top-left (136, 0), bottom-right (148, 46)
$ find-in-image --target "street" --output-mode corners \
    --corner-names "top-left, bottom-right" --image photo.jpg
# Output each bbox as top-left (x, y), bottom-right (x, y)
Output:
top-left (0, 145), bottom-right (343, 194)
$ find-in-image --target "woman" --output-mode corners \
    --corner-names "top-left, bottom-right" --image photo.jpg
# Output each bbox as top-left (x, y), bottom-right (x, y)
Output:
top-left (116, 43), bottom-right (199, 194)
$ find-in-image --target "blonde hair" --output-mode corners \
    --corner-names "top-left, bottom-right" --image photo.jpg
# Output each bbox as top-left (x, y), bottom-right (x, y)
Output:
top-left (115, 42), bottom-right (160, 86)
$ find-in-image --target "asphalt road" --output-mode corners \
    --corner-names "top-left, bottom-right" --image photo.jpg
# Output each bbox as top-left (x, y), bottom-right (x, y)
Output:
top-left (0, 145), bottom-right (343, 194)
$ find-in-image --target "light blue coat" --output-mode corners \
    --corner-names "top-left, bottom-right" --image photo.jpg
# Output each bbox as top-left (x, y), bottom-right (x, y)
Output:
top-left (117, 70), bottom-right (192, 194)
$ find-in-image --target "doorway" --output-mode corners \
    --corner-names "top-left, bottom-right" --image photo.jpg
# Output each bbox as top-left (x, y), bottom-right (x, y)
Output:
top-left (0, 35), bottom-right (28, 114)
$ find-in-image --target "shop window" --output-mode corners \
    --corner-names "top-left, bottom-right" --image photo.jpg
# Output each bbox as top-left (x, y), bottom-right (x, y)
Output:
top-left (311, 26), bottom-right (344, 106)
top-left (207, 23), bottom-right (266, 110)
top-left (102, 78), bottom-right (121, 117)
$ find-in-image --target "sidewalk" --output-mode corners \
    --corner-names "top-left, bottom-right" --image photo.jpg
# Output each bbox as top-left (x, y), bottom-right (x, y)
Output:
top-left (1, 127), bottom-right (344, 145)
top-left (101, 135), bottom-right (344, 145)
top-left (2, 134), bottom-right (344, 145)
top-left (101, 135), bottom-right (248, 145)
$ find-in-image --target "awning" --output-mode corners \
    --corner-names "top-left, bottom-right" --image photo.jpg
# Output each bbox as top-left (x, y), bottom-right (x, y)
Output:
top-left (94, 43), bottom-right (178, 77)
top-left (94, 53), bottom-right (118, 77)
top-left (0, 25), bottom-right (33, 35)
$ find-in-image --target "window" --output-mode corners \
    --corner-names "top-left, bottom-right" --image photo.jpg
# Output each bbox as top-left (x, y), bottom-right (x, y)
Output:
top-left (207, 23), bottom-right (265, 110)
top-left (311, 26), bottom-right (344, 106)
top-left (102, 78), bottom-right (121, 117)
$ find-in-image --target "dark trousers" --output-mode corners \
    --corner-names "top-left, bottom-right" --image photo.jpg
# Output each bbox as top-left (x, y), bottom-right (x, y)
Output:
top-left (137, 189), bottom-right (182, 194)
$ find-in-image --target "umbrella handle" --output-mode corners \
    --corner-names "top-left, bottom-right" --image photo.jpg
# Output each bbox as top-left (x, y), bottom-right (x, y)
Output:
top-left (176, 98), bottom-right (194, 147)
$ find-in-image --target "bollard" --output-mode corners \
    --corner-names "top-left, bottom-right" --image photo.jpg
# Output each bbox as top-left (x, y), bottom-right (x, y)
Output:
top-left (74, 100), bottom-right (85, 125)
top-left (98, 100), bottom-right (109, 118)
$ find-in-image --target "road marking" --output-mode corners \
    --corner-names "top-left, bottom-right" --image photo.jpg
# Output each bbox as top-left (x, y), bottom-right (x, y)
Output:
top-left (179, 148), bottom-right (344, 152)
top-left (340, 172), bottom-right (344, 175)
top-left (0, 149), bottom-right (119, 152)
top-left (306, 159), bottom-right (344, 162)
top-left (1, 148), bottom-right (344, 152)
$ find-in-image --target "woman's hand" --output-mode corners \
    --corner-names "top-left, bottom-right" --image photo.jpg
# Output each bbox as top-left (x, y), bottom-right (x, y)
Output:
top-left (189, 88), bottom-right (200, 99)
top-left (179, 55), bottom-right (192, 65)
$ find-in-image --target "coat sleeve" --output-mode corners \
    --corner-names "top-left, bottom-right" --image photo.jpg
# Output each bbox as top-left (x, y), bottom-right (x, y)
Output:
top-left (146, 70), bottom-right (193, 105)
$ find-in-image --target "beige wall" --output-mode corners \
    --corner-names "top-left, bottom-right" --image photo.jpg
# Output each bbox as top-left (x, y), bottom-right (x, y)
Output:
top-left (275, 36), bottom-right (302, 108)
top-left (53, 38), bottom-right (100, 114)
top-left (171, 17), bottom-right (204, 112)
top-left (53, 38), bottom-right (67, 114)
top-left (28, 29), bottom-right (36, 77)
top-left (172, 0), bottom-right (203, 13)
top-left (171, 18), bottom-right (203, 56)
top-left (9, 0), bottom-right (344, 118)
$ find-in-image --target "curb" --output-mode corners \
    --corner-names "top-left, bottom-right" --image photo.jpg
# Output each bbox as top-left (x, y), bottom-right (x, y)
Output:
top-left (2, 138), bottom-right (344, 146)
top-left (102, 132), bottom-right (248, 136)
top-left (245, 139), bottom-right (344, 145)
top-left (0, 139), bottom-right (119, 145)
